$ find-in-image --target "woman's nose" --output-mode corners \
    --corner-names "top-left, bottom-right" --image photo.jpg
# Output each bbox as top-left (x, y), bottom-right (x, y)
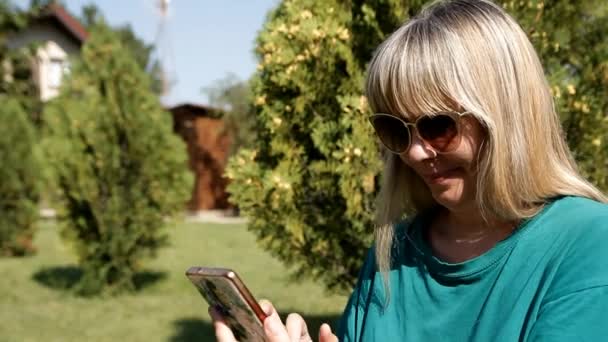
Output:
top-left (401, 133), bottom-right (437, 162)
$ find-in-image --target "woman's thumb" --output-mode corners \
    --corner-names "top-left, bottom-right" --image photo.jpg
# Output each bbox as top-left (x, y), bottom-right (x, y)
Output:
top-left (259, 299), bottom-right (290, 341)
top-left (319, 323), bottom-right (338, 342)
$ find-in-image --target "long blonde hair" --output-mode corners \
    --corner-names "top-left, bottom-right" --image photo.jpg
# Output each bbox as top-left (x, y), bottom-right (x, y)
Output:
top-left (366, 0), bottom-right (608, 282)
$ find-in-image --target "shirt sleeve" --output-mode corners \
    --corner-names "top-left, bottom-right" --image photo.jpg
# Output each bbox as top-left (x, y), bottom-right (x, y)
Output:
top-left (528, 210), bottom-right (608, 341)
top-left (528, 286), bottom-right (608, 341)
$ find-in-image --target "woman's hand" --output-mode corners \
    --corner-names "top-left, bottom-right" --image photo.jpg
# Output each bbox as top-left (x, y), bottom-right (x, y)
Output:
top-left (209, 299), bottom-right (338, 342)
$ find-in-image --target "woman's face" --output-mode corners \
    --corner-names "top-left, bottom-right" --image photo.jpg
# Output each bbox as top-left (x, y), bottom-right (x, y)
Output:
top-left (400, 116), bottom-right (486, 213)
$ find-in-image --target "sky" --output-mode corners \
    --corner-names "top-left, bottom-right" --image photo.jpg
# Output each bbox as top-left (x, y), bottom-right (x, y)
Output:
top-left (15, 0), bottom-right (280, 106)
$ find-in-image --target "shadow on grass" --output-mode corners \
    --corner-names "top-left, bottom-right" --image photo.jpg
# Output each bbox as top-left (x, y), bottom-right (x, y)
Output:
top-left (169, 312), bottom-right (341, 342)
top-left (32, 265), bottom-right (82, 290)
top-left (32, 265), bottom-right (167, 292)
top-left (133, 270), bottom-right (167, 290)
top-left (169, 318), bottom-right (215, 342)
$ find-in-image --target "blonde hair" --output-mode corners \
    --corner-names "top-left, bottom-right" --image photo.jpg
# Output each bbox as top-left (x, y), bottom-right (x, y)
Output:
top-left (366, 0), bottom-right (608, 283)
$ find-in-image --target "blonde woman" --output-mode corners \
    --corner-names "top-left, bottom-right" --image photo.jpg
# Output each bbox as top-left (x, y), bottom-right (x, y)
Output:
top-left (211, 0), bottom-right (608, 340)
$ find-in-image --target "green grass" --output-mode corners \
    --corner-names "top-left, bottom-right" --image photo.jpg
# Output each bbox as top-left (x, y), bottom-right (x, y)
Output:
top-left (0, 220), bottom-right (347, 341)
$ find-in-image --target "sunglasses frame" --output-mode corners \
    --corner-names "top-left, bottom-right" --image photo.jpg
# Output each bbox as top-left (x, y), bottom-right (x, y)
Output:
top-left (368, 111), bottom-right (472, 154)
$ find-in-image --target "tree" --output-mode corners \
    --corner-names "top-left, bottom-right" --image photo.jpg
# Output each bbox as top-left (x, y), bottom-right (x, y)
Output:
top-left (0, 98), bottom-right (41, 256)
top-left (502, 0), bottom-right (608, 191)
top-left (226, 0), bottom-right (411, 293)
top-left (79, 3), bottom-right (163, 94)
top-left (227, 0), bottom-right (608, 293)
top-left (27, 0), bottom-right (54, 8)
top-left (43, 24), bottom-right (192, 295)
top-left (202, 73), bottom-right (256, 157)
top-left (0, 0), bottom-right (42, 256)
top-left (1, 0), bottom-right (38, 109)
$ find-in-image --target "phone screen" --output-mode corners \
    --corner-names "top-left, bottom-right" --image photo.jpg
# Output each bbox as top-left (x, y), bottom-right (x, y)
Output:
top-left (187, 267), bottom-right (267, 341)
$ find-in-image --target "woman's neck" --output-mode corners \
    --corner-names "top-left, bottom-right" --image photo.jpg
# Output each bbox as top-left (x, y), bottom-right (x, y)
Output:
top-left (426, 206), bottom-right (517, 263)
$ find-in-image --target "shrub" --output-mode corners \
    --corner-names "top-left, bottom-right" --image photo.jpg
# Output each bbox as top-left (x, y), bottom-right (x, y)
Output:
top-left (44, 24), bottom-right (192, 295)
top-left (225, 0), bottom-right (411, 292)
top-left (0, 2), bottom-right (41, 256)
top-left (0, 98), bottom-right (40, 256)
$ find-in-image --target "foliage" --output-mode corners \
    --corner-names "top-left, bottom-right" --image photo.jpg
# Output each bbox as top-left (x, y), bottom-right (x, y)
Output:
top-left (226, 0), bottom-right (413, 293)
top-left (0, 98), bottom-right (41, 256)
top-left (226, 0), bottom-right (608, 294)
top-left (43, 24), bottom-right (192, 295)
top-left (202, 72), bottom-right (257, 157)
top-left (79, 3), bottom-right (164, 94)
top-left (0, 0), bottom-right (39, 109)
top-left (0, 0), bottom-right (43, 256)
top-left (27, 0), bottom-right (55, 9)
top-left (500, 0), bottom-right (608, 191)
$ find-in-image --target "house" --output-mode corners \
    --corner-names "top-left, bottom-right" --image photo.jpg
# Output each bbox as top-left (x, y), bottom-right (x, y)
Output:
top-left (169, 103), bottom-right (233, 213)
top-left (6, 3), bottom-right (88, 101)
top-left (6, 4), bottom-right (234, 214)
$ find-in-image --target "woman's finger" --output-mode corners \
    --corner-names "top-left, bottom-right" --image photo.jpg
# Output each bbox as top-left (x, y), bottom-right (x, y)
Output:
top-left (285, 313), bottom-right (312, 342)
top-left (319, 323), bottom-right (339, 342)
top-left (259, 299), bottom-right (291, 342)
top-left (208, 306), bottom-right (237, 342)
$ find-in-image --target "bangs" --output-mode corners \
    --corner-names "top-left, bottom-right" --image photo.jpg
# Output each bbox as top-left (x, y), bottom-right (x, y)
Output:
top-left (366, 19), bottom-right (462, 121)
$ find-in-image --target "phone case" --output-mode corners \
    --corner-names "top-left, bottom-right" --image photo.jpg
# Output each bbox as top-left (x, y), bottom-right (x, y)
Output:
top-left (186, 267), bottom-right (267, 341)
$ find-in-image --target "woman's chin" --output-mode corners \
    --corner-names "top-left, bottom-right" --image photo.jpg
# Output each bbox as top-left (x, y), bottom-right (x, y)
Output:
top-left (429, 184), bottom-right (469, 209)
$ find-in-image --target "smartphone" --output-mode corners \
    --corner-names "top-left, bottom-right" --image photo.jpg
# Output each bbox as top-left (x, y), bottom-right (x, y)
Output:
top-left (186, 266), bottom-right (268, 341)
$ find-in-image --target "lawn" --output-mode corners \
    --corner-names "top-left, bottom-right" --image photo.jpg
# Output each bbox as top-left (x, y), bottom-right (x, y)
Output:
top-left (0, 219), bottom-right (348, 341)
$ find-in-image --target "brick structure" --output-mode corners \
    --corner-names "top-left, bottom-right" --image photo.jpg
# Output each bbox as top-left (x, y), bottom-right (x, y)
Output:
top-left (169, 103), bottom-right (232, 211)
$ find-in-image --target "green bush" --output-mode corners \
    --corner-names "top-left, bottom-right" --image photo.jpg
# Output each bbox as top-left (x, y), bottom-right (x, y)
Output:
top-left (225, 0), bottom-right (410, 293)
top-left (0, 98), bottom-right (41, 256)
top-left (0, 2), bottom-right (42, 256)
top-left (227, 0), bottom-right (608, 293)
top-left (505, 0), bottom-right (608, 191)
top-left (44, 24), bottom-right (192, 295)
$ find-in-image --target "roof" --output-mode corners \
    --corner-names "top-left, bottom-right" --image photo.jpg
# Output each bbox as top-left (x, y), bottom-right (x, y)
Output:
top-left (38, 3), bottom-right (89, 43)
top-left (168, 103), bottom-right (222, 118)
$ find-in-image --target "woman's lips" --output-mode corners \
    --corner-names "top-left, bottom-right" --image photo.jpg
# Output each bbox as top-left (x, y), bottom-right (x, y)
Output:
top-left (422, 167), bottom-right (462, 184)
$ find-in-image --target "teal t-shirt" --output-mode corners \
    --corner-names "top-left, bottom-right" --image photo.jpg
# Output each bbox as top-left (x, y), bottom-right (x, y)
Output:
top-left (338, 196), bottom-right (608, 341)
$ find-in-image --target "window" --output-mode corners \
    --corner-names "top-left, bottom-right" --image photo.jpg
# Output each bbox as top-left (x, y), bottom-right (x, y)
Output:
top-left (48, 58), bottom-right (69, 88)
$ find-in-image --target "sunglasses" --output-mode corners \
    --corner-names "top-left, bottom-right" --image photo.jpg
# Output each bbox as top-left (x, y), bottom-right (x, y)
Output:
top-left (368, 111), bottom-right (471, 154)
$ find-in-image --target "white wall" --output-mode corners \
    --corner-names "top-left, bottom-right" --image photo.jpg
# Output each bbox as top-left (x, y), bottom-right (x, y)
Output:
top-left (7, 21), bottom-right (81, 101)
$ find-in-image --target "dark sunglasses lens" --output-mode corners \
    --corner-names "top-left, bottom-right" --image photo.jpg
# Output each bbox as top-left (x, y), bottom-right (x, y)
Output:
top-left (416, 114), bottom-right (459, 151)
top-left (372, 116), bottom-right (410, 152)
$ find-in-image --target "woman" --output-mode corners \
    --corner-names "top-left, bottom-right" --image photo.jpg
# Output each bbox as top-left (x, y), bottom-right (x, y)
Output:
top-left (211, 0), bottom-right (608, 340)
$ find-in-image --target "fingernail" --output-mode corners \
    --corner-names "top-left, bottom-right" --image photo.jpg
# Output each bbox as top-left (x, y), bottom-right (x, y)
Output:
top-left (261, 303), bottom-right (273, 316)
top-left (320, 323), bottom-right (329, 335)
